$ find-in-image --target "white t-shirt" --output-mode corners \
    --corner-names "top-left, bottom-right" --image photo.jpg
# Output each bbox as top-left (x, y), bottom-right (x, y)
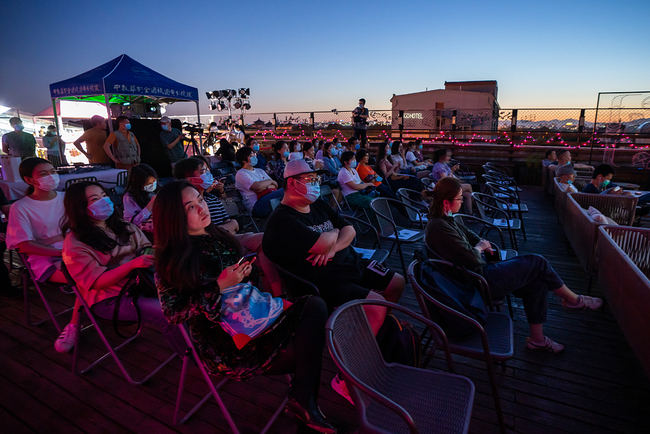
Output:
top-left (235, 167), bottom-right (272, 212)
top-left (559, 182), bottom-right (578, 193)
top-left (6, 191), bottom-right (65, 281)
top-left (338, 167), bottom-right (363, 197)
top-left (405, 150), bottom-right (417, 164)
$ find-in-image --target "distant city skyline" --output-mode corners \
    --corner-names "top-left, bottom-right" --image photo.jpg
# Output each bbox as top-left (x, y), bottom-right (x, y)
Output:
top-left (1, 0), bottom-right (648, 116)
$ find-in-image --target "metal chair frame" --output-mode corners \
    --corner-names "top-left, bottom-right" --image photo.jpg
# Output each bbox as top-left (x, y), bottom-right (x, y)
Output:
top-left (370, 197), bottom-right (425, 276)
top-left (484, 181), bottom-right (528, 240)
top-left (60, 263), bottom-right (177, 384)
top-left (173, 324), bottom-right (290, 433)
top-left (472, 192), bottom-right (522, 250)
top-left (408, 259), bottom-right (513, 434)
top-left (18, 251), bottom-right (74, 334)
top-left (64, 176), bottom-right (98, 190)
top-left (326, 299), bottom-right (475, 434)
top-left (396, 188), bottom-right (429, 228)
top-left (342, 214), bottom-right (390, 264)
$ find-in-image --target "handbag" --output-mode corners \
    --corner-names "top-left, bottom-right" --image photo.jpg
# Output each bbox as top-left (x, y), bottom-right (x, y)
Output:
top-left (218, 282), bottom-right (287, 349)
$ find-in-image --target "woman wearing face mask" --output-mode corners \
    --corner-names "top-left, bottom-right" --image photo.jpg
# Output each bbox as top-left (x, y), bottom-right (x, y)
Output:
top-left (42, 125), bottom-right (68, 168)
top-left (123, 164), bottom-right (159, 235)
top-left (322, 142), bottom-right (342, 179)
top-left (337, 151), bottom-right (375, 210)
top-left (390, 140), bottom-right (415, 175)
top-left (288, 140), bottom-right (304, 161)
top-left (104, 116), bottom-right (141, 170)
top-left (377, 141), bottom-right (422, 191)
top-left (61, 181), bottom-right (185, 357)
top-left (272, 140), bottom-right (290, 180)
top-left (424, 177), bottom-right (603, 353)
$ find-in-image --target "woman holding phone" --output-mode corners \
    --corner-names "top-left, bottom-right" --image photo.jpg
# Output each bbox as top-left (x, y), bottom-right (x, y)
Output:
top-left (60, 181), bottom-right (185, 356)
top-left (153, 180), bottom-right (335, 433)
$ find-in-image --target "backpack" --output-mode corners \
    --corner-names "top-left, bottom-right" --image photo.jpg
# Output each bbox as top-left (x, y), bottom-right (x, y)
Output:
top-left (375, 314), bottom-right (421, 367)
top-left (417, 260), bottom-right (488, 338)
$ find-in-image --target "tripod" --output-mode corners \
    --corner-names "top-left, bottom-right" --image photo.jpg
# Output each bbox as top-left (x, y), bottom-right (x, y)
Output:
top-left (184, 128), bottom-right (203, 156)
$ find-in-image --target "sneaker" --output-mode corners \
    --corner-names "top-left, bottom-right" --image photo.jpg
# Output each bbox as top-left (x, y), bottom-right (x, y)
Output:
top-left (563, 295), bottom-right (604, 311)
top-left (525, 336), bottom-right (565, 353)
top-left (0, 284), bottom-right (22, 300)
top-left (54, 324), bottom-right (78, 353)
top-left (331, 375), bottom-right (353, 405)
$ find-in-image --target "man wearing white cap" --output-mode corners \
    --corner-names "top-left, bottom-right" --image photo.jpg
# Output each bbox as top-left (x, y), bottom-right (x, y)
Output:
top-left (159, 116), bottom-right (187, 163)
top-left (263, 159), bottom-right (404, 331)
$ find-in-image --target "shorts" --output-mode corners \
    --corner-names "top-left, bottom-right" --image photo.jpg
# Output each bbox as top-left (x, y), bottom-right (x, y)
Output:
top-left (320, 259), bottom-right (395, 309)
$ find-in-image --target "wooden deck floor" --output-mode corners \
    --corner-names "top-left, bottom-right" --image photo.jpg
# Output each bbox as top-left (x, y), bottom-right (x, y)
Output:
top-left (1, 186), bottom-right (649, 434)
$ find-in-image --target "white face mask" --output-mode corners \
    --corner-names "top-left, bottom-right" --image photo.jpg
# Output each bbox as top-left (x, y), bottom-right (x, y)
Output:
top-left (36, 173), bottom-right (60, 191)
top-left (143, 181), bottom-right (157, 193)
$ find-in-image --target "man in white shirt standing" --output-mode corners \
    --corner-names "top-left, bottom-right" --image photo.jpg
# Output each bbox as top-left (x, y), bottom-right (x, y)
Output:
top-left (235, 147), bottom-right (284, 217)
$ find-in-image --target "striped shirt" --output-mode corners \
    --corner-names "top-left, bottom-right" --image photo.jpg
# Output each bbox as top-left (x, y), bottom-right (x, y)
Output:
top-left (203, 192), bottom-right (229, 226)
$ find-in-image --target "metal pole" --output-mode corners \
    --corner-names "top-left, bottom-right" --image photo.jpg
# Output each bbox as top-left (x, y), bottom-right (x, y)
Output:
top-left (589, 94), bottom-right (601, 165)
top-left (51, 98), bottom-right (65, 159)
top-left (104, 93), bottom-right (114, 133)
top-left (196, 100), bottom-right (203, 151)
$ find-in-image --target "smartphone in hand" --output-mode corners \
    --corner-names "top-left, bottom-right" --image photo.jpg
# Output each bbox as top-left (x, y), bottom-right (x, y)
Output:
top-left (237, 252), bottom-right (258, 265)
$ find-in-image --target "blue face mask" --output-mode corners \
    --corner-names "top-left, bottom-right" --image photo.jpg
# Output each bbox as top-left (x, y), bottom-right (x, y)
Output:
top-left (566, 180), bottom-right (573, 185)
top-left (375, 176), bottom-right (383, 182)
top-left (295, 180), bottom-right (320, 202)
top-left (418, 145), bottom-right (423, 150)
top-left (253, 144), bottom-right (260, 152)
top-left (283, 151), bottom-right (290, 158)
top-left (161, 124), bottom-right (170, 131)
top-left (355, 144), bottom-right (360, 150)
top-left (386, 149), bottom-right (392, 156)
top-left (601, 179), bottom-right (610, 187)
top-left (350, 160), bottom-right (357, 168)
top-left (87, 197), bottom-right (115, 221)
top-left (125, 123), bottom-right (132, 130)
top-left (200, 172), bottom-right (214, 189)
top-left (143, 181), bottom-right (157, 192)
top-left (249, 156), bottom-right (258, 166)
top-left (336, 143), bottom-right (342, 149)
top-left (14, 123), bottom-right (24, 131)
top-left (331, 148), bottom-right (339, 156)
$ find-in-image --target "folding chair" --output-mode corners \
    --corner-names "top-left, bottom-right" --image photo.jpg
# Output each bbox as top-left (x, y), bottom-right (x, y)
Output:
top-left (60, 263), bottom-right (177, 384)
top-left (484, 181), bottom-right (528, 240)
top-left (420, 176), bottom-right (434, 191)
top-left (269, 197), bottom-right (281, 212)
top-left (326, 299), bottom-right (475, 434)
top-left (114, 170), bottom-right (128, 196)
top-left (18, 252), bottom-right (74, 334)
top-left (271, 261), bottom-right (320, 300)
top-left (397, 188), bottom-right (429, 227)
top-left (174, 324), bottom-right (291, 433)
top-left (219, 190), bottom-right (259, 233)
top-left (64, 176), bottom-right (97, 190)
top-left (370, 197), bottom-right (425, 276)
top-left (408, 259), bottom-right (513, 434)
top-left (450, 159), bottom-right (477, 186)
top-left (341, 214), bottom-right (389, 264)
top-left (472, 192), bottom-right (522, 250)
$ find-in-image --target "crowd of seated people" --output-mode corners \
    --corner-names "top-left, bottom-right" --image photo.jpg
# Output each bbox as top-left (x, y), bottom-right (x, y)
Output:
top-left (2, 138), bottom-right (616, 433)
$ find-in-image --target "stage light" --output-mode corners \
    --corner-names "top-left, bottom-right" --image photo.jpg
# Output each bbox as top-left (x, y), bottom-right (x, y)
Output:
top-left (228, 89), bottom-right (237, 98)
top-left (206, 91), bottom-right (213, 99)
top-left (238, 88), bottom-right (250, 97)
top-left (218, 100), bottom-right (226, 111)
top-left (209, 101), bottom-right (217, 110)
top-left (243, 102), bottom-right (251, 110)
top-left (234, 99), bottom-right (242, 109)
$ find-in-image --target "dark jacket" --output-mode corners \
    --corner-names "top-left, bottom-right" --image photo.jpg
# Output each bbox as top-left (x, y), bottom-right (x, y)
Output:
top-left (425, 215), bottom-right (486, 274)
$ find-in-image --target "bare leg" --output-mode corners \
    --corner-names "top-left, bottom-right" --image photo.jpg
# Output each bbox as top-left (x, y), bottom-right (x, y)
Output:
top-left (363, 292), bottom-right (387, 336)
top-left (383, 273), bottom-right (405, 303)
top-left (552, 285), bottom-right (580, 304)
top-left (529, 323), bottom-right (545, 342)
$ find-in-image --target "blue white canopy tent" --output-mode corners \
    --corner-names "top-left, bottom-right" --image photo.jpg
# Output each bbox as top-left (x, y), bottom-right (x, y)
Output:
top-left (48, 54), bottom-right (201, 156)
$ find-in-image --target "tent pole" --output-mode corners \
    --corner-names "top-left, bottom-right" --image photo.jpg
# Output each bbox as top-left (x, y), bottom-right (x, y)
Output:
top-left (51, 98), bottom-right (65, 161)
top-left (104, 94), bottom-right (114, 132)
top-left (196, 100), bottom-right (203, 152)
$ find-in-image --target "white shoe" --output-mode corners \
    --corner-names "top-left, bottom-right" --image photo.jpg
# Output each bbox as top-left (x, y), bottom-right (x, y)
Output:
top-left (54, 324), bottom-right (78, 353)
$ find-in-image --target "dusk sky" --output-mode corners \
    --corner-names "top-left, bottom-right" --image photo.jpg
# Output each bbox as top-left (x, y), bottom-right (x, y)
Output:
top-left (1, 0), bottom-right (648, 116)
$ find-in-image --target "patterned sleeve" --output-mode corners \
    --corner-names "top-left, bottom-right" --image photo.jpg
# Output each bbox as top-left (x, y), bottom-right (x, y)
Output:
top-left (156, 277), bottom-right (223, 325)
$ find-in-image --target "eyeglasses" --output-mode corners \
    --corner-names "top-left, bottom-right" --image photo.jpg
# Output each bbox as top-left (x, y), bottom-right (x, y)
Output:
top-left (297, 176), bottom-right (321, 186)
top-left (453, 197), bottom-right (463, 202)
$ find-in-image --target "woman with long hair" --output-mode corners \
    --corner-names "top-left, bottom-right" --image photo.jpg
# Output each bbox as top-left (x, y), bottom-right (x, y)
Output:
top-left (355, 149), bottom-right (397, 199)
top-left (154, 181), bottom-right (334, 433)
top-left (424, 177), bottom-right (603, 353)
top-left (123, 163), bottom-right (158, 234)
top-left (271, 140), bottom-right (290, 179)
top-left (431, 149), bottom-right (473, 214)
top-left (377, 141), bottom-right (421, 191)
top-left (60, 181), bottom-right (185, 356)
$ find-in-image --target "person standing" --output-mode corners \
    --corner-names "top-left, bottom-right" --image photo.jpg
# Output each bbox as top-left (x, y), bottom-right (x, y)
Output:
top-left (73, 115), bottom-right (111, 165)
top-left (158, 116), bottom-right (187, 163)
top-left (104, 116), bottom-right (141, 170)
top-left (352, 98), bottom-right (369, 142)
top-left (42, 125), bottom-right (68, 167)
top-left (2, 117), bottom-right (36, 160)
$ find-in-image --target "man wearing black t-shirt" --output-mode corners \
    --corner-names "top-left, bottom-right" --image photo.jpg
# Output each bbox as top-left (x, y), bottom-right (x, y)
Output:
top-left (263, 159), bottom-right (404, 335)
top-left (351, 98), bottom-right (369, 142)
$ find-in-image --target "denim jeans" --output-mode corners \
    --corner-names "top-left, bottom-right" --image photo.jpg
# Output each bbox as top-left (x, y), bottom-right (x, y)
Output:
top-left (482, 254), bottom-right (564, 324)
top-left (92, 295), bottom-right (186, 356)
top-left (252, 189), bottom-right (285, 217)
